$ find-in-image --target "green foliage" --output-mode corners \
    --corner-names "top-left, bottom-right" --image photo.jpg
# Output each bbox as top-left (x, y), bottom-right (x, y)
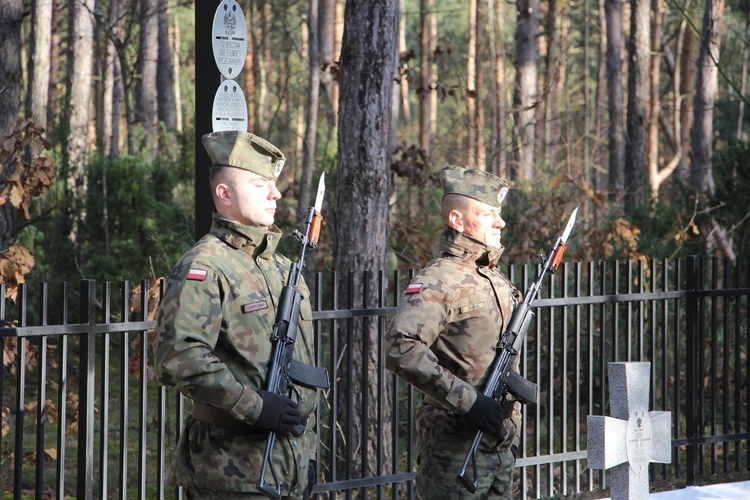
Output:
top-left (79, 155), bottom-right (194, 282)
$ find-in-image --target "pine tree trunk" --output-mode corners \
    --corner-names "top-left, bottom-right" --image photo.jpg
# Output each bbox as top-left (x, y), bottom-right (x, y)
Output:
top-left (594, 0), bottom-right (607, 192)
top-left (27, 0), bottom-right (53, 128)
top-left (0, 0), bottom-right (23, 249)
top-left (135, 0), bottom-right (159, 150)
top-left (512, 0), bottom-right (538, 181)
top-left (467, 0), bottom-right (477, 168)
top-left (334, 0), bottom-right (398, 478)
top-left (65, 0), bottom-right (95, 183)
top-left (624, 0), bottom-right (649, 212)
top-left (419, 0), bottom-right (436, 155)
top-left (690, 0), bottom-right (725, 195)
top-left (295, 0), bottom-right (321, 226)
top-left (157, 0), bottom-right (177, 130)
top-left (605, 0), bottom-right (625, 200)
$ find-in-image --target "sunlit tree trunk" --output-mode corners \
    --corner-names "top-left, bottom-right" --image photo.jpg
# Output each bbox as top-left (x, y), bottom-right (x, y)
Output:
top-left (135, 0), bottom-right (159, 152)
top-left (690, 0), bottom-right (724, 195)
top-left (320, 0), bottom-right (338, 122)
top-left (512, 0), bottom-right (538, 181)
top-left (474, 0), bottom-right (486, 169)
top-left (679, 17), bottom-right (696, 180)
top-left (47, 0), bottom-right (63, 137)
top-left (594, 0), bottom-right (607, 193)
top-left (543, 0), bottom-right (562, 171)
top-left (646, 0), bottom-right (679, 199)
top-left (467, 0), bottom-right (477, 168)
top-left (605, 0), bottom-right (625, 201)
top-left (397, 0), bottom-right (411, 142)
top-left (489, 0), bottom-right (507, 177)
top-left (27, 0), bottom-right (53, 129)
top-left (419, 0), bottom-right (437, 156)
top-left (157, 0), bottom-right (176, 130)
top-left (334, 0), bottom-right (398, 478)
top-left (173, 11), bottom-right (183, 133)
top-left (296, 0), bottom-right (321, 226)
top-left (624, 0), bottom-right (649, 212)
top-left (64, 0), bottom-right (95, 184)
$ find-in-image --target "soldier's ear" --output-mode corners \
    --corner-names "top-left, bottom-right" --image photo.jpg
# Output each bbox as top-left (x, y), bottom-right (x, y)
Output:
top-left (448, 209), bottom-right (464, 232)
top-left (215, 181), bottom-right (233, 209)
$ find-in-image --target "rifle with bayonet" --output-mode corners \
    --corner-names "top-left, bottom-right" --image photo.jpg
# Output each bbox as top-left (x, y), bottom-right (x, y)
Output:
top-left (456, 207), bottom-right (579, 493)
top-left (257, 173), bottom-right (330, 499)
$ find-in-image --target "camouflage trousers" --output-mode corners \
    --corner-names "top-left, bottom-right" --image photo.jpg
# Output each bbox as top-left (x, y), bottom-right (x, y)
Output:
top-left (185, 482), bottom-right (313, 500)
top-left (415, 445), bottom-right (515, 499)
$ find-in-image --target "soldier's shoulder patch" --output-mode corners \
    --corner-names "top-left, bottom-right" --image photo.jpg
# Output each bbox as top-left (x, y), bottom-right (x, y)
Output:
top-left (187, 268), bottom-right (208, 281)
top-left (405, 283), bottom-right (423, 294)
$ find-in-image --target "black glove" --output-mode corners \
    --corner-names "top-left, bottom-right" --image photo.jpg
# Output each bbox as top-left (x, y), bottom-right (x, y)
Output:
top-left (255, 390), bottom-right (303, 436)
top-left (465, 393), bottom-right (506, 439)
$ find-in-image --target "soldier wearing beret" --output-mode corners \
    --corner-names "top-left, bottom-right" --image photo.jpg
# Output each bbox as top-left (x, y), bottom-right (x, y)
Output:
top-left (154, 131), bottom-right (320, 498)
top-left (385, 165), bottom-right (523, 499)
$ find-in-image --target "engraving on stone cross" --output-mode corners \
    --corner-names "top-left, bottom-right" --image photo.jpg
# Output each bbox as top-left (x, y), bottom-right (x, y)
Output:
top-left (212, 80), bottom-right (248, 132)
top-left (211, 0), bottom-right (248, 79)
top-left (587, 362), bottom-right (672, 500)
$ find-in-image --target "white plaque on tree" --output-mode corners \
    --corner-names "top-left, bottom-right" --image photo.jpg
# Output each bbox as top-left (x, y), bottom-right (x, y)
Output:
top-left (211, 80), bottom-right (248, 132)
top-left (211, 0), bottom-right (248, 79)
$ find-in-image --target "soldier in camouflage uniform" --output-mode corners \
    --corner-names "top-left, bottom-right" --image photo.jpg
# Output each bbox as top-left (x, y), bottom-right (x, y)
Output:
top-left (386, 166), bottom-right (523, 499)
top-left (154, 131), bottom-right (320, 499)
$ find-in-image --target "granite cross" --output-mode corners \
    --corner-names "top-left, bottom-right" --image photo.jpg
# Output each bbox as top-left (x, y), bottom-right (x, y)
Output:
top-left (587, 362), bottom-right (672, 499)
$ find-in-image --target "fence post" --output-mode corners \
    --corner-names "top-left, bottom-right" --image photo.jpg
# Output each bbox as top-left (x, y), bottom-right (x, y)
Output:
top-left (685, 256), bottom-right (699, 486)
top-left (77, 279), bottom-right (96, 500)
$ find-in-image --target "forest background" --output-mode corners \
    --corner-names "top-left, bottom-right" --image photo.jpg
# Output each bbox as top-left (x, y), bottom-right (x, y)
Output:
top-left (0, 0), bottom-right (749, 296)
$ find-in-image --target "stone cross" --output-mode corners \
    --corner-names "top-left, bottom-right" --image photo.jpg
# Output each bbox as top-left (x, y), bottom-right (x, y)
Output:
top-left (587, 362), bottom-right (672, 499)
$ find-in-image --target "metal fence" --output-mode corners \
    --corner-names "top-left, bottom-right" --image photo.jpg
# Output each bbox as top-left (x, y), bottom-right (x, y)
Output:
top-left (1, 255), bottom-right (748, 499)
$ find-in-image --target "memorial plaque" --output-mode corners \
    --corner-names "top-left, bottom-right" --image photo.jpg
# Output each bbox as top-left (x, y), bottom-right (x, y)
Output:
top-left (211, 0), bottom-right (248, 79)
top-left (625, 408), bottom-right (653, 475)
top-left (212, 80), bottom-right (248, 132)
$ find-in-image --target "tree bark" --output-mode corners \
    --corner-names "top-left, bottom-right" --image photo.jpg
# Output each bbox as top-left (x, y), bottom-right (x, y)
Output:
top-left (467, 0), bottom-right (477, 169)
top-left (135, 0), bottom-right (159, 150)
top-left (736, 11), bottom-right (749, 140)
top-left (0, 0), bottom-right (23, 249)
top-left (27, 0), bottom-right (53, 129)
top-left (605, 0), bottom-right (625, 201)
top-left (334, 0), bottom-right (398, 478)
top-left (690, 0), bottom-right (725, 195)
top-left (624, 0), bottom-right (650, 211)
top-left (512, 0), bottom-right (538, 181)
top-left (65, 0), bottom-right (96, 183)
top-left (594, 0), bottom-right (607, 192)
top-left (419, 0), bottom-right (437, 156)
top-left (474, 0), bottom-right (486, 169)
top-left (157, 0), bottom-right (177, 130)
top-left (319, 0), bottom-right (338, 122)
top-left (543, 0), bottom-right (562, 171)
top-left (295, 0), bottom-right (321, 227)
top-left (489, 0), bottom-right (507, 177)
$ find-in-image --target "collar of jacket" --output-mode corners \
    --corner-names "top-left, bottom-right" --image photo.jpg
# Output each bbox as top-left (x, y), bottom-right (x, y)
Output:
top-left (439, 227), bottom-right (505, 267)
top-left (210, 212), bottom-right (282, 259)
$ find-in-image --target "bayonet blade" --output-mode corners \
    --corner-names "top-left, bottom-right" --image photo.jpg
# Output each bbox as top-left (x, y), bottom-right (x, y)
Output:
top-left (560, 207), bottom-right (578, 244)
top-left (314, 173), bottom-right (326, 213)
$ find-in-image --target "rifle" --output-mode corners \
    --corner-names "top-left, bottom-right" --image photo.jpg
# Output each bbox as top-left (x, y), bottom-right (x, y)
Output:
top-left (456, 207), bottom-right (578, 493)
top-left (257, 173), bottom-right (330, 499)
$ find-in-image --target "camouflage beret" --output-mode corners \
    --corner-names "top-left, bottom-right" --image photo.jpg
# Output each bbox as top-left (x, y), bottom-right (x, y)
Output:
top-left (440, 165), bottom-right (509, 208)
top-left (202, 131), bottom-right (286, 180)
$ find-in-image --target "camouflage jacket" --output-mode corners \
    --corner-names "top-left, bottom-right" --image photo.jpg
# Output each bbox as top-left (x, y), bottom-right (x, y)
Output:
top-left (153, 213), bottom-right (317, 495)
top-left (385, 228), bottom-right (523, 451)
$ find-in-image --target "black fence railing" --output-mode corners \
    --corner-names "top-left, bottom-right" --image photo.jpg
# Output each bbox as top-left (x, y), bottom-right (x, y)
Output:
top-left (1, 256), bottom-right (748, 499)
